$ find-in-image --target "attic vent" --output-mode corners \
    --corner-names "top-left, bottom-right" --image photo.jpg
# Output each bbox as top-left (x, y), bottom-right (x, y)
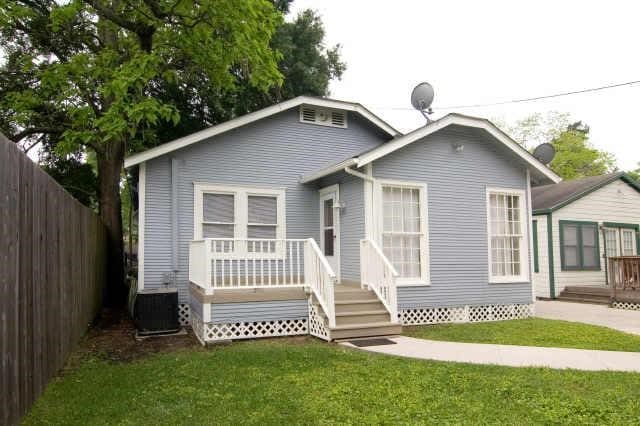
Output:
top-left (299, 106), bottom-right (348, 128)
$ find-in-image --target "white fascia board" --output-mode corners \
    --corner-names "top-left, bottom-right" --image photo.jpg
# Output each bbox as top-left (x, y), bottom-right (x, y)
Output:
top-left (355, 114), bottom-right (562, 184)
top-left (299, 158), bottom-right (357, 184)
top-left (124, 96), bottom-right (399, 168)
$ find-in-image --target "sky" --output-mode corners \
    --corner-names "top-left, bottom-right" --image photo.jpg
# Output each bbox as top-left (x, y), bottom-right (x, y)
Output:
top-left (290, 0), bottom-right (640, 171)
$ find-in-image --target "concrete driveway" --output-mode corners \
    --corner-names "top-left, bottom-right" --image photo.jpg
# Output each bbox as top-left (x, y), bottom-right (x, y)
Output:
top-left (535, 300), bottom-right (640, 336)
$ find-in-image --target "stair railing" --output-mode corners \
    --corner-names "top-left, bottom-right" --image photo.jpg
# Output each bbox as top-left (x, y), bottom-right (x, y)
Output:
top-left (305, 238), bottom-right (337, 328)
top-left (360, 239), bottom-right (399, 322)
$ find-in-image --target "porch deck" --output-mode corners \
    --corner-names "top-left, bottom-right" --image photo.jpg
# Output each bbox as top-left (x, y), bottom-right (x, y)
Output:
top-left (558, 286), bottom-right (640, 305)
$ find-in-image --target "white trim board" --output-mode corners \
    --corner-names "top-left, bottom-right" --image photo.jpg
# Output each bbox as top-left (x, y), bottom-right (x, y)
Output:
top-left (301, 113), bottom-right (562, 184)
top-left (137, 162), bottom-right (146, 290)
top-left (124, 96), bottom-right (400, 168)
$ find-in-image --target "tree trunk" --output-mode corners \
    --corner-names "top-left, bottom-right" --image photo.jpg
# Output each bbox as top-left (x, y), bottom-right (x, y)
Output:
top-left (97, 140), bottom-right (126, 307)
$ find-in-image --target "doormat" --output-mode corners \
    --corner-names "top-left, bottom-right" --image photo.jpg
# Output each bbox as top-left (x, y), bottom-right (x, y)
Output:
top-left (349, 338), bottom-right (397, 347)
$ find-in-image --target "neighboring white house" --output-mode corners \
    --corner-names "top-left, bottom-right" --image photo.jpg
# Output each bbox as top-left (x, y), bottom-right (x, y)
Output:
top-left (531, 173), bottom-right (640, 299)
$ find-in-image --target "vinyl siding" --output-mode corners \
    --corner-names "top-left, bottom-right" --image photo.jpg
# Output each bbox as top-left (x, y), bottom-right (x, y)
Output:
top-left (532, 214), bottom-right (551, 298)
top-left (142, 108), bottom-right (387, 301)
top-left (371, 125), bottom-right (534, 308)
top-left (211, 300), bottom-right (307, 323)
top-left (549, 179), bottom-right (640, 296)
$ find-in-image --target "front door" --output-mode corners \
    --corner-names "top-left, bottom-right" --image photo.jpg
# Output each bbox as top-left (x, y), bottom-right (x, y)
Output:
top-left (319, 185), bottom-right (340, 280)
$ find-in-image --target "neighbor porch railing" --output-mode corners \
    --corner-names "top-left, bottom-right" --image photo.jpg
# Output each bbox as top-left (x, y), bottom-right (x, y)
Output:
top-left (608, 256), bottom-right (640, 300)
top-left (189, 238), bottom-right (337, 326)
top-left (360, 239), bottom-right (399, 321)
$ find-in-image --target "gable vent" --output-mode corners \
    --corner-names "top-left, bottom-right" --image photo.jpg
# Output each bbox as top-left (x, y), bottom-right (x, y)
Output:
top-left (299, 106), bottom-right (348, 128)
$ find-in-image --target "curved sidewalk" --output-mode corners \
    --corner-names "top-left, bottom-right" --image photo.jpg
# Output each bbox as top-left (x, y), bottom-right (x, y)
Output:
top-left (535, 300), bottom-right (640, 336)
top-left (341, 336), bottom-right (640, 372)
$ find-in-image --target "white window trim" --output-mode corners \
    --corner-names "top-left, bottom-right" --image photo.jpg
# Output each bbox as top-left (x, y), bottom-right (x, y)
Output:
top-left (486, 187), bottom-right (530, 284)
top-left (374, 178), bottom-right (430, 286)
top-left (319, 184), bottom-right (341, 280)
top-left (193, 182), bottom-right (286, 244)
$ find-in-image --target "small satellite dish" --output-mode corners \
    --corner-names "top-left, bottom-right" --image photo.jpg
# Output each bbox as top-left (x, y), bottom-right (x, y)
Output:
top-left (533, 143), bottom-right (556, 165)
top-left (411, 82), bottom-right (435, 123)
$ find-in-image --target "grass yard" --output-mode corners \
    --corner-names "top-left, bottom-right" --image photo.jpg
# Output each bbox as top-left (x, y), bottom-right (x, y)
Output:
top-left (24, 337), bottom-right (640, 425)
top-left (404, 318), bottom-right (640, 352)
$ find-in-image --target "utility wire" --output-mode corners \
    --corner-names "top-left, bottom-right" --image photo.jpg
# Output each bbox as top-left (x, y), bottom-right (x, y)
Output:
top-left (378, 79), bottom-right (640, 111)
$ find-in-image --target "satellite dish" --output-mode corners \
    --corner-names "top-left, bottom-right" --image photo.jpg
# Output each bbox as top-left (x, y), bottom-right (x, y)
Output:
top-left (411, 82), bottom-right (435, 123)
top-left (533, 143), bottom-right (556, 165)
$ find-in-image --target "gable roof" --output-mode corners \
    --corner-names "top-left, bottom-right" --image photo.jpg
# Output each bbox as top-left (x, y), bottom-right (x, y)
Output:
top-left (532, 172), bottom-right (640, 214)
top-left (300, 113), bottom-right (561, 184)
top-left (124, 96), bottom-right (400, 168)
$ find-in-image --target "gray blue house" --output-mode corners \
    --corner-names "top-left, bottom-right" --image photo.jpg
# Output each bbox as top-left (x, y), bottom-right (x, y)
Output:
top-left (124, 96), bottom-right (561, 343)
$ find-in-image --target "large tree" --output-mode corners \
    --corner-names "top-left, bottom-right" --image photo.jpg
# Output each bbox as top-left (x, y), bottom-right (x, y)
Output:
top-left (0, 0), bottom-right (284, 305)
top-left (505, 112), bottom-right (617, 180)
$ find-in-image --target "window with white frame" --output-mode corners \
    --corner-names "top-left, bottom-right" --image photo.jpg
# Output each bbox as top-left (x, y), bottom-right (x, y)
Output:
top-left (194, 184), bottom-right (285, 250)
top-left (380, 183), bottom-right (427, 282)
top-left (622, 229), bottom-right (636, 256)
top-left (487, 189), bottom-right (527, 281)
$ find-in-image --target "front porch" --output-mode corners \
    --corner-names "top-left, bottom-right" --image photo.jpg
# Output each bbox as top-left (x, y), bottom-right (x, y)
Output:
top-left (188, 237), bottom-right (402, 343)
top-left (556, 256), bottom-right (640, 309)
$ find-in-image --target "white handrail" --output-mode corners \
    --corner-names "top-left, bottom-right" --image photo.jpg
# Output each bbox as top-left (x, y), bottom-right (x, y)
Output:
top-left (360, 239), bottom-right (399, 321)
top-left (305, 238), bottom-right (337, 328)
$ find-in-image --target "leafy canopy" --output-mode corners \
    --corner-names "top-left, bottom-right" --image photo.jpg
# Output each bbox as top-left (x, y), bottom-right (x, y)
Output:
top-left (504, 112), bottom-right (617, 180)
top-left (0, 0), bottom-right (284, 155)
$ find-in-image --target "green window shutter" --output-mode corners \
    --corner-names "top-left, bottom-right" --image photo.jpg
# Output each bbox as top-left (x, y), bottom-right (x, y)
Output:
top-left (532, 220), bottom-right (539, 273)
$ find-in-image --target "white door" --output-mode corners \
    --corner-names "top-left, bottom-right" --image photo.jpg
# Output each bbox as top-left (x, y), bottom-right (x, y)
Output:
top-left (319, 185), bottom-right (340, 280)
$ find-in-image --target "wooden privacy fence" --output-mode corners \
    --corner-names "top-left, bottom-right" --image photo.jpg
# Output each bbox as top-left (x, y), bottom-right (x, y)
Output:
top-left (0, 134), bottom-right (107, 426)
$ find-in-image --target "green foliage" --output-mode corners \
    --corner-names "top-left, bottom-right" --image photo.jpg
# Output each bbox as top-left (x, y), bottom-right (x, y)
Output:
top-left (549, 121), bottom-right (617, 180)
top-left (42, 157), bottom-right (97, 207)
top-left (23, 339), bottom-right (640, 424)
top-left (505, 112), bottom-right (617, 180)
top-left (405, 318), bottom-right (640, 352)
top-left (626, 163), bottom-right (640, 183)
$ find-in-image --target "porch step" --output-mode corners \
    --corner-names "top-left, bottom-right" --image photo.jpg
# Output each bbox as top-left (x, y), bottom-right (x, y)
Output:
top-left (334, 290), bottom-right (378, 302)
top-left (335, 300), bottom-right (386, 313)
top-left (329, 322), bottom-right (403, 340)
top-left (563, 286), bottom-right (611, 296)
top-left (335, 310), bottom-right (391, 326)
top-left (556, 294), bottom-right (610, 305)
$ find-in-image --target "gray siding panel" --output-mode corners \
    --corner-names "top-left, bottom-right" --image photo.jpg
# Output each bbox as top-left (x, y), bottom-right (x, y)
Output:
top-left (143, 109), bottom-right (386, 301)
top-left (374, 125), bottom-right (533, 308)
top-left (211, 300), bottom-right (307, 323)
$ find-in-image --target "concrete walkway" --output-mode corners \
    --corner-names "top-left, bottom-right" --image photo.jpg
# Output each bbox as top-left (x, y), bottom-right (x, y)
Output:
top-left (341, 336), bottom-right (640, 372)
top-left (535, 300), bottom-right (640, 336)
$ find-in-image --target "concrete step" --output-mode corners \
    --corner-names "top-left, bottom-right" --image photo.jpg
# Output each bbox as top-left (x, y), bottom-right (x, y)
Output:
top-left (329, 322), bottom-right (402, 340)
top-left (335, 311), bottom-right (391, 326)
top-left (334, 300), bottom-right (386, 313)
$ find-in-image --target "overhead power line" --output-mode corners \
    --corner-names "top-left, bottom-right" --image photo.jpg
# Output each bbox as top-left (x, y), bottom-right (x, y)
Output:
top-left (378, 79), bottom-right (640, 111)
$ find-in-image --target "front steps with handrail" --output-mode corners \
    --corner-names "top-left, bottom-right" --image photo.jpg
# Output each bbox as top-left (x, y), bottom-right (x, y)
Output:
top-left (313, 283), bottom-right (402, 340)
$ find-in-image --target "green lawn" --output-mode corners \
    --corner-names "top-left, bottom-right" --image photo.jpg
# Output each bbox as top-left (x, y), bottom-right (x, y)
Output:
top-left (404, 318), bottom-right (640, 352)
top-left (24, 338), bottom-right (640, 425)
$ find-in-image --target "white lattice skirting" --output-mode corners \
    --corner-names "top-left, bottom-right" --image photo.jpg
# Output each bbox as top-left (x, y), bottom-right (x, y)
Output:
top-left (400, 303), bottom-right (535, 325)
top-left (308, 297), bottom-right (330, 341)
top-left (612, 301), bottom-right (640, 311)
top-left (178, 303), bottom-right (190, 326)
top-left (191, 315), bottom-right (308, 343)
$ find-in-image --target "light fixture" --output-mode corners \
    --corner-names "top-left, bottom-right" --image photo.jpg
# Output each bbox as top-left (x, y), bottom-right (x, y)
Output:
top-left (333, 201), bottom-right (346, 210)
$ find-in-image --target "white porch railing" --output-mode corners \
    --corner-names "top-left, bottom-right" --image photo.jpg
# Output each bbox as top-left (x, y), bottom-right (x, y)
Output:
top-left (305, 238), bottom-right (337, 328)
top-left (189, 238), bottom-right (337, 327)
top-left (360, 239), bottom-right (399, 321)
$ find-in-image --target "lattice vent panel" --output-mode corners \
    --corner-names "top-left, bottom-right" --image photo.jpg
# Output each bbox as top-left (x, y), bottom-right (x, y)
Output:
top-left (178, 303), bottom-right (190, 326)
top-left (308, 297), bottom-right (330, 341)
top-left (612, 301), bottom-right (640, 311)
top-left (400, 303), bottom-right (534, 326)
